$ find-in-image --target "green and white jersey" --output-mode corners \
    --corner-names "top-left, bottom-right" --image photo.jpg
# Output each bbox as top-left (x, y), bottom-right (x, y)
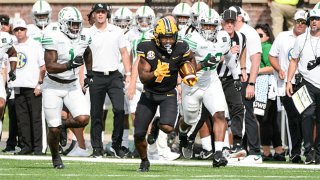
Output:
top-left (127, 27), bottom-right (154, 62)
top-left (183, 30), bottom-right (230, 86)
top-left (0, 31), bottom-right (13, 64)
top-left (27, 22), bottom-right (59, 44)
top-left (42, 28), bottom-right (92, 80)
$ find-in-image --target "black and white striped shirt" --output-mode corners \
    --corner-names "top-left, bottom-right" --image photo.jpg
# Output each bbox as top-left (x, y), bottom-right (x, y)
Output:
top-left (217, 31), bottom-right (246, 78)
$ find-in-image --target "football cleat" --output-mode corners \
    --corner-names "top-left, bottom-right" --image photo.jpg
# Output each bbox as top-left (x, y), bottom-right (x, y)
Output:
top-left (182, 140), bottom-right (194, 159)
top-left (212, 151), bottom-right (228, 167)
top-left (137, 160), bottom-right (150, 172)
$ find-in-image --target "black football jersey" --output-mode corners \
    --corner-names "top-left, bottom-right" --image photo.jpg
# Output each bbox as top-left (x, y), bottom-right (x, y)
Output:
top-left (137, 39), bottom-right (192, 94)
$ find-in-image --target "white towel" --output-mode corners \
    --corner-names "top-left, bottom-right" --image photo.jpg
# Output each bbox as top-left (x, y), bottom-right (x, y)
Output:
top-left (253, 74), bottom-right (269, 116)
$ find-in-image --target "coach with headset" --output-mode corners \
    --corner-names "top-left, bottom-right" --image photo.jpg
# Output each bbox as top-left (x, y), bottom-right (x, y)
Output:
top-left (89, 3), bottom-right (132, 158)
top-left (286, 8), bottom-right (320, 164)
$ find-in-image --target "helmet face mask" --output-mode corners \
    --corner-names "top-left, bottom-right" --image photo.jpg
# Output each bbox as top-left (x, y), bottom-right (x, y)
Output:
top-left (198, 9), bottom-right (220, 41)
top-left (172, 3), bottom-right (192, 30)
top-left (58, 7), bottom-right (83, 39)
top-left (154, 18), bottom-right (178, 54)
top-left (32, 0), bottom-right (52, 28)
top-left (113, 7), bottom-right (133, 32)
top-left (135, 6), bottom-right (155, 32)
top-left (200, 23), bottom-right (217, 41)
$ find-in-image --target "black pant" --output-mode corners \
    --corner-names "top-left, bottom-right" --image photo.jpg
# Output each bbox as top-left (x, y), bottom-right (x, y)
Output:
top-left (221, 77), bottom-right (244, 146)
top-left (15, 88), bottom-right (43, 152)
top-left (6, 98), bottom-right (21, 149)
top-left (134, 90), bottom-right (178, 138)
top-left (301, 80), bottom-right (320, 157)
top-left (241, 81), bottom-right (261, 155)
top-left (90, 71), bottom-right (124, 150)
top-left (256, 99), bottom-right (282, 147)
top-left (281, 95), bottom-right (302, 157)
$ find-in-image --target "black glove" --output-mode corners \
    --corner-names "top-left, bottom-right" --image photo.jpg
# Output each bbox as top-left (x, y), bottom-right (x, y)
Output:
top-left (307, 57), bottom-right (320, 71)
top-left (84, 70), bottom-right (94, 88)
top-left (8, 70), bottom-right (16, 82)
top-left (199, 56), bottom-right (219, 69)
top-left (66, 56), bottom-right (84, 70)
top-left (234, 79), bottom-right (242, 92)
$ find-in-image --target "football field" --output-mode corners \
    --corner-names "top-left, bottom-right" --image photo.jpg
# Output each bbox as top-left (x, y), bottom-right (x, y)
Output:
top-left (1, 155), bottom-right (320, 179)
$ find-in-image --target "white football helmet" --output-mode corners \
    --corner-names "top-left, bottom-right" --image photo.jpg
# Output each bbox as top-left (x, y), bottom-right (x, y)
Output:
top-left (191, 1), bottom-right (209, 28)
top-left (172, 3), bottom-right (192, 30)
top-left (135, 5), bottom-right (155, 32)
top-left (113, 7), bottom-right (133, 32)
top-left (58, 7), bottom-right (83, 39)
top-left (31, 0), bottom-right (52, 28)
top-left (198, 9), bottom-right (220, 41)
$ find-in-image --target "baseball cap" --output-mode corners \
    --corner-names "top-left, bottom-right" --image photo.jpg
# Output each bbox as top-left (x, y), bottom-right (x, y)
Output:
top-left (222, 9), bottom-right (237, 21)
top-left (0, 15), bottom-right (10, 24)
top-left (92, 3), bottom-right (109, 12)
top-left (12, 18), bottom-right (27, 30)
top-left (309, 9), bottom-right (320, 18)
top-left (294, 10), bottom-right (307, 20)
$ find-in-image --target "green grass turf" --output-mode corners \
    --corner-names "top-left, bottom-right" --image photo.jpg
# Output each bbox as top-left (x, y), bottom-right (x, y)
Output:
top-left (0, 158), bottom-right (320, 179)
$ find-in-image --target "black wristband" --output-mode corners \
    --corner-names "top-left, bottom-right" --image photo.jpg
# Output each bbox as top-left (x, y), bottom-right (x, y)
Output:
top-left (248, 82), bottom-right (255, 86)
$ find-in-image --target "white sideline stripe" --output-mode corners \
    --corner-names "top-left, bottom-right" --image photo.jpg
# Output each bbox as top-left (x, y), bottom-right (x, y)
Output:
top-left (0, 174), bottom-right (317, 178)
top-left (1, 155), bottom-right (320, 170)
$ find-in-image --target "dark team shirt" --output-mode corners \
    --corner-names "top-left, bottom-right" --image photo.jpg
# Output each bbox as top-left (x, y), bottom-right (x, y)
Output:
top-left (137, 39), bottom-right (192, 94)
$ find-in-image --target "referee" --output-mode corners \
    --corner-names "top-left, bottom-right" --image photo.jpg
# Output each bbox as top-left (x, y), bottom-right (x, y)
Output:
top-left (217, 9), bottom-right (247, 158)
top-left (89, 3), bottom-right (132, 158)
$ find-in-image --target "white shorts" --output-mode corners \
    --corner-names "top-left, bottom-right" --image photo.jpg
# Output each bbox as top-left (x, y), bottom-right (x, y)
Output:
top-left (42, 77), bottom-right (90, 127)
top-left (182, 75), bottom-right (228, 126)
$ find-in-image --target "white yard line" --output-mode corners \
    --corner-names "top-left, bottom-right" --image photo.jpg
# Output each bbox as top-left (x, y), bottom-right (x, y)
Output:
top-left (1, 155), bottom-right (320, 170)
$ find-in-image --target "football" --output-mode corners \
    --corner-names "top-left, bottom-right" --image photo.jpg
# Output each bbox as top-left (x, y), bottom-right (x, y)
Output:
top-left (179, 61), bottom-right (198, 86)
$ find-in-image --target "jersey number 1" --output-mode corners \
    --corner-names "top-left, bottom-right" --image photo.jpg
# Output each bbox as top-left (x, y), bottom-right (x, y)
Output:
top-left (69, 48), bottom-right (74, 60)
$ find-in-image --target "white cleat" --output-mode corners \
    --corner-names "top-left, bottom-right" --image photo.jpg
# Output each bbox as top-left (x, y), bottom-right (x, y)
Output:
top-left (159, 151), bottom-right (180, 161)
top-left (239, 155), bottom-right (263, 164)
top-left (67, 145), bottom-right (91, 157)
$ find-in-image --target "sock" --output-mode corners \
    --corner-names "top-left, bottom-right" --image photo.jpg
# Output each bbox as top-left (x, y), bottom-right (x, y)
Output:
top-left (101, 131), bottom-right (105, 142)
top-left (122, 129), bottom-right (129, 148)
top-left (201, 136), bottom-right (212, 151)
top-left (215, 141), bottom-right (224, 152)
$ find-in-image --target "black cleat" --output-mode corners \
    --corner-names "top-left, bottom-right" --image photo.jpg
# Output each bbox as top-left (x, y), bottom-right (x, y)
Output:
top-left (212, 151), bottom-right (228, 168)
top-left (137, 160), bottom-right (150, 172)
top-left (273, 152), bottom-right (286, 161)
top-left (182, 140), bottom-right (194, 159)
top-left (290, 154), bottom-right (303, 164)
top-left (111, 145), bottom-right (125, 158)
top-left (199, 149), bottom-right (214, 160)
top-left (147, 117), bottom-right (160, 145)
top-left (305, 149), bottom-right (315, 165)
top-left (91, 148), bottom-right (104, 158)
top-left (52, 156), bottom-right (65, 169)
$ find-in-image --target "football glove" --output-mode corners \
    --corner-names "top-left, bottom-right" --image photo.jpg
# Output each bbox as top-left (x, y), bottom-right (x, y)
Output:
top-left (307, 57), bottom-right (320, 71)
top-left (84, 70), bottom-right (94, 88)
top-left (8, 70), bottom-right (16, 82)
top-left (67, 56), bottom-right (84, 70)
top-left (182, 76), bottom-right (198, 87)
top-left (199, 56), bottom-right (219, 69)
top-left (154, 59), bottom-right (170, 78)
top-left (234, 79), bottom-right (242, 92)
